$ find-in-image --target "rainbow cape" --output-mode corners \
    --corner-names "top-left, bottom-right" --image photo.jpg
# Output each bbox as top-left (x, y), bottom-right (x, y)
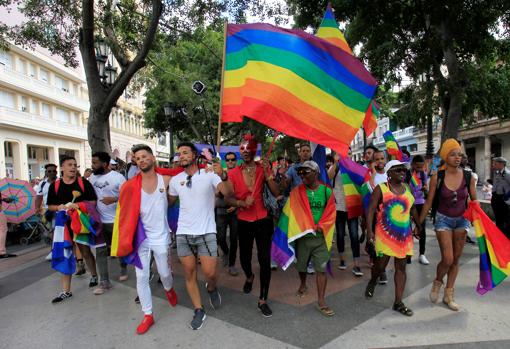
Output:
top-left (316, 4), bottom-right (378, 137)
top-left (338, 156), bottom-right (371, 219)
top-left (51, 211), bottom-right (76, 275)
top-left (271, 184), bottom-right (336, 270)
top-left (111, 167), bottom-right (184, 258)
top-left (464, 201), bottom-right (510, 295)
top-left (383, 130), bottom-right (408, 161)
top-left (221, 23), bottom-right (378, 156)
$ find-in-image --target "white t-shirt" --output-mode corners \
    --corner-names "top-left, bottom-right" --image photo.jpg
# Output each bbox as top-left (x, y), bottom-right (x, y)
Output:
top-left (89, 171), bottom-right (126, 223)
top-left (36, 179), bottom-right (52, 209)
top-left (369, 172), bottom-right (388, 193)
top-left (140, 174), bottom-right (170, 245)
top-left (127, 164), bottom-right (140, 179)
top-left (169, 171), bottom-right (222, 236)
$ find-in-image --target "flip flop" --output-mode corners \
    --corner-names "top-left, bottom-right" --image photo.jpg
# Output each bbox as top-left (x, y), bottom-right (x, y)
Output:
top-left (316, 305), bottom-right (335, 317)
top-left (296, 286), bottom-right (308, 297)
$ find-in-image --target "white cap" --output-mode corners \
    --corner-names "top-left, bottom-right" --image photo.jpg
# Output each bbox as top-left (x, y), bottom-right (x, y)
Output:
top-left (298, 160), bottom-right (320, 173)
top-left (384, 160), bottom-right (408, 173)
top-left (110, 158), bottom-right (118, 165)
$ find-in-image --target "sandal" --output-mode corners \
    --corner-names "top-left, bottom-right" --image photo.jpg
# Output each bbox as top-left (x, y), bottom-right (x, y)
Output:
top-left (316, 305), bottom-right (335, 317)
top-left (296, 286), bottom-right (308, 297)
top-left (365, 280), bottom-right (377, 298)
top-left (392, 302), bottom-right (413, 316)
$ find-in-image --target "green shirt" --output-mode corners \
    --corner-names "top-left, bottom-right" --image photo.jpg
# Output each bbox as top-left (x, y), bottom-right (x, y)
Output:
top-left (306, 184), bottom-right (332, 224)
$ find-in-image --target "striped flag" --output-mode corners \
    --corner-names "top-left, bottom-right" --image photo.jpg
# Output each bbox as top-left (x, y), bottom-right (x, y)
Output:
top-left (383, 130), bottom-right (409, 161)
top-left (311, 142), bottom-right (331, 186)
top-left (338, 156), bottom-right (371, 218)
top-left (316, 4), bottom-right (378, 137)
top-left (221, 23), bottom-right (378, 156)
top-left (51, 211), bottom-right (76, 275)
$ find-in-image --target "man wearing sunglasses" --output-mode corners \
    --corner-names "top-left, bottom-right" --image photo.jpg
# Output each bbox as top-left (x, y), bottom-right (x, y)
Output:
top-left (169, 142), bottom-right (237, 330)
top-left (35, 163), bottom-right (58, 261)
top-left (215, 152), bottom-right (239, 276)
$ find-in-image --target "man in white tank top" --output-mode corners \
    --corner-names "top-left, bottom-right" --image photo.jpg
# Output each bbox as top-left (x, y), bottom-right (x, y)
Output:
top-left (131, 144), bottom-right (178, 335)
top-left (169, 142), bottom-right (237, 330)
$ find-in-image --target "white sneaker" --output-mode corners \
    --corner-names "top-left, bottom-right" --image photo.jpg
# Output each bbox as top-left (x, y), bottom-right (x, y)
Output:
top-left (306, 263), bottom-right (315, 274)
top-left (45, 252), bottom-right (52, 261)
top-left (419, 255), bottom-right (430, 265)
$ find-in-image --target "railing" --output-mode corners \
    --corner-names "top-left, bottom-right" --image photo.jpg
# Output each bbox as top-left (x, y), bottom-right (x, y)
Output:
top-left (0, 65), bottom-right (88, 112)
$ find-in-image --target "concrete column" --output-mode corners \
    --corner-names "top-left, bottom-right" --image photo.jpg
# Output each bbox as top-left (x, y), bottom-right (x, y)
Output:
top-left (484, 135), bottom-right (491, 182)
top-left (52, 146), bottom-right (60, 174)
top-left (0, 138), bottom-right (6, 178)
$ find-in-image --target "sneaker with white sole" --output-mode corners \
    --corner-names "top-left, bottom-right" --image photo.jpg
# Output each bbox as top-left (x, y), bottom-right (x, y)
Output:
top-left (206, 283), bottom-right (221, 310)
top-left (419, 254), bottom-right (430, 265)
top-left (51, 292), bottom-right (72, 303)
top-left (379, 272), bottom-right (388, 285)
top-left (190, 308), bottom-right (207, 330)
top-left (306, 262), bottom-right (315, 274)
top-left (337, 260), bottom-right (347, 270)
top-left (352, 266), bottom-right (363, 277)
top-left (45, 252), bottom-right (52, 261)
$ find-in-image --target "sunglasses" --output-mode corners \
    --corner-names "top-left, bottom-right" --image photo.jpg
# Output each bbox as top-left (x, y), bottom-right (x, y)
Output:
top-left (452, 191), bottom-right (458, 204)
top-left (391, 168), bottom-right (407, 173)
top-left (186, 175), bottom-right (192, 188)
top-left (225, 158), bottom-right (236, 162)
top-left (297, 169), bottom-right (312, 176)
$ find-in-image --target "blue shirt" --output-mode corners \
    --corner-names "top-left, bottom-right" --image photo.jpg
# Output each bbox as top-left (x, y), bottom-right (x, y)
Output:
top-left (286, 164), bottom-right (303, 191)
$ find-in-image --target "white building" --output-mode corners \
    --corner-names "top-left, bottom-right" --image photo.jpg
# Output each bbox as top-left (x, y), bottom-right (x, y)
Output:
top-left (0, 43), bottom-right (165, 180)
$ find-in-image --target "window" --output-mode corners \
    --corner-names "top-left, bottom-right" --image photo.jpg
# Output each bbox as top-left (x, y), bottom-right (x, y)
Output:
top-left (30, 99), bottom-right (38, 114)
top-left (16, 58), bottom-right (27, 74)
top-left (41, 103), bottom-right (51, 118)
top-left (0, 50), bottom-right (12, 68)
top-left (56, 108), bottom-right (70, 123)
top-left (4, 142), bottom-right (13, 157)
top-left (408, 144), bottom-right (418, 152)
top-left (158, 134), bottom-right (167, 146)
top-left (29, 63), bottom-right (36, 78)
top-left (28, 146), bottom-right (37, 160)
top-left (20, 96), bottom-right (28, 112)
top-left (0, 90), bottom-right (15, 108)
top-left (43, 148), bottom-right (49, 160)
top-left (70, 112), bottom-right (78, 125)
top-left (40, 69), bottom-right (48, 83)
top-left (55, 76), bottom-right (69, 93)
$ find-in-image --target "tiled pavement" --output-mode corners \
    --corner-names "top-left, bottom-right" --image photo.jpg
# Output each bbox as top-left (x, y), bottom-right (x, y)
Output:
top-left (0, 228), bottom-right (509, 349)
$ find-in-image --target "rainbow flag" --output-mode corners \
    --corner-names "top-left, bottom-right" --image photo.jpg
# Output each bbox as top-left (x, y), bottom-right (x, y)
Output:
top-left (51, 211), bottom-right (76, 275)
top-left (338, 156), bottom-right (371, 219)
top-left (69, 202), bottom-right (105, 247)
top-left (360, 181), bottom-right (372, 213)
top-left (464, 201), bottom-right (510, 295)
top-left (383, 130), bottom-right (407, 161)
top-left (410, 171), bottom-right (421, 187)
top-left (222, 23), bottom-right (378, 156)
top-left (316, 4), bottom-right (378, 137)
top-left (271, 184), bottom-right (336, 270)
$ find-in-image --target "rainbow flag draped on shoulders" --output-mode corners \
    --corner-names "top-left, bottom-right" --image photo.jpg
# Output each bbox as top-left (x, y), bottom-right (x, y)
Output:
top-left (338, 156), bottom-right (371, 219)
top-left (221, 23), bottom-right (378, 156)
top-left (316, 4), bottom-right (378, 137)
top-left (271, 184), bottom-right (336, 270)
top-left (464, 201), bottom-right (510, 295)
top-left (51, 211), bottom-right (76, 275)
top-left (111, 167), bottom-right (185, 266)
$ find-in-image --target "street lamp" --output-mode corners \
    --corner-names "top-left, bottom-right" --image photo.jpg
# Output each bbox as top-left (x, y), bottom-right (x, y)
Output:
top-left (95, 38), bottom-right (118, 87)
top-left (164, 104), bottom-right (175, 162)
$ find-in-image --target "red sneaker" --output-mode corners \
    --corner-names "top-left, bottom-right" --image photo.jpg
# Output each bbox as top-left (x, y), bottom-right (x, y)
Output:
top-left (136, 314), bottom-right (154, 335)
top-left (165, 287), bottom-right (178, 307)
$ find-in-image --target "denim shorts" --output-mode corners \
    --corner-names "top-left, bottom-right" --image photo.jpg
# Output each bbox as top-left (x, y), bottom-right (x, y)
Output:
top-left (176, 233), bottom-right (217, 257)
top-left (434, 212), bottom-right (470, 232)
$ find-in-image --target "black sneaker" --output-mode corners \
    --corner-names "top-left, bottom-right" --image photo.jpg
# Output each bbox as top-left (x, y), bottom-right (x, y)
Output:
top-left (89, 276), bottom-right (98, 287)
top-left (352, 266), bottom-right (363, 277)
top-left (243, 278), bottom-right (253, 294)
top-left (258, 302), bottom-right (273, 317)
top-left (51, 292), bottom-right (72, 303)
top-left (134, 296), bottom-right (140, 304)
top-left (190, 308), bottom-right (207, 330)
top-left (206, 283), bottom-right (222, 310)
top-left (379, 272), bottom-right (388, 285)
top-left (365, 281), bottom-right (376, 298)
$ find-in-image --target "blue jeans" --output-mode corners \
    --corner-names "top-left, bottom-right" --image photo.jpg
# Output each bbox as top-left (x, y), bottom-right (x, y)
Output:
top-left (336, 211), bottom-right (360, 258)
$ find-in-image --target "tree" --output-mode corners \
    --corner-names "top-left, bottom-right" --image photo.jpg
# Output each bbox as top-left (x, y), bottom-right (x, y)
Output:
top-left (287, 0), bottom-right (510, 140)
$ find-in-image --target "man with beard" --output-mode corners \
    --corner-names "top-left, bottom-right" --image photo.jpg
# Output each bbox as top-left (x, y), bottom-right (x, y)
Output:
top-left (283, 143), bottom-right (312, 191)
top-left (227, 135), bottom-right (280, 317)
top-left (89, 152), bottom-right (128, 293)
top-left (169, 142), bottom-right (237, 330)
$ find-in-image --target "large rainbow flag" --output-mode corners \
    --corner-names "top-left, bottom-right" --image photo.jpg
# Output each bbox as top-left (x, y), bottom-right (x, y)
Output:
top-left (316, 4), bottom-right (378, 137)
top-left (464, 201), bottom-right (510, 295)
top-left (338, 156), bottom-right (371, 219)
top-left (221, 23), bottom-right (378, 156)
top-left (271, 184), bottom-right (336, 270)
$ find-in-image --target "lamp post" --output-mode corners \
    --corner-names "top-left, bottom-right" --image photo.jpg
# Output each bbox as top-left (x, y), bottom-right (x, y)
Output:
top-left (164, 104), bottom-right (175, 164)
top-left (95, 38), bottom-right (118, 87)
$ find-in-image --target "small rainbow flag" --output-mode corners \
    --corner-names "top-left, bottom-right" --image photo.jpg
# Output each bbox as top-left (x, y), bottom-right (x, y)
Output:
top-left (464, 201), bottom-right (510, 295)
top-left (221, 23), bottom-right (378, 156)
top-left (383, 130), bottom-right (407, 161)
top-left (338, 156), bottom-right (371, 219)
top-left (69, 202), bottom-right (105, 247)
top-left (271, 184), bottom-right (336, 270)
top-left (316, 4), bottom-right (378, 137)
top-left (410, 171), bottom-right (421, 187)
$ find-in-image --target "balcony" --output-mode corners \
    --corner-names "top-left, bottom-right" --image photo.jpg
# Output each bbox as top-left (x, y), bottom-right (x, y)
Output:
top-left (0, 106), bottom-right (87, 140)
top-left (0, 65), bottom-right (89, 112)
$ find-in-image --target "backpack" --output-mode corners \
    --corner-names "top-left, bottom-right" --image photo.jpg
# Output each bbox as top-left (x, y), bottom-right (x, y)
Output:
top-left (54, 176), bottom-right (85, 195)
top-left (431, 169), bottom-right (472, 222)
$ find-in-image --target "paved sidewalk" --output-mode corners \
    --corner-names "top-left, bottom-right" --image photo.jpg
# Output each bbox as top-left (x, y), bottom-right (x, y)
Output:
top-left (0, 228), bottom-right (509, 349)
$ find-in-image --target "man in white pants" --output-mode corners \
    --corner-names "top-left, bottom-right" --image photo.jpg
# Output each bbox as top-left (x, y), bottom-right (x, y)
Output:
top-left (128, 144), bottom-right (178, 335)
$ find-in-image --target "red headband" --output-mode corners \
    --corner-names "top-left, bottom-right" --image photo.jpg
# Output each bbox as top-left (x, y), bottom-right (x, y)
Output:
top-left (240, 134), bottom-right (257, 154)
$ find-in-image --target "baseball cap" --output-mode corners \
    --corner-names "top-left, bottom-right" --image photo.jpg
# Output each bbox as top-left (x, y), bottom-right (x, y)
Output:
top-left (298, 160), bottom-right (320, 173)
top-left (384, 160), bottom-right (409, 173)
top-left (493, 156), bottom-right (507, 164)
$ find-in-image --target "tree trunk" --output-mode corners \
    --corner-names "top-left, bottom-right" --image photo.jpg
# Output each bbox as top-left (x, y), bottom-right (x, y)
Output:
top-left (87, 106), bottom-right (111, 153)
